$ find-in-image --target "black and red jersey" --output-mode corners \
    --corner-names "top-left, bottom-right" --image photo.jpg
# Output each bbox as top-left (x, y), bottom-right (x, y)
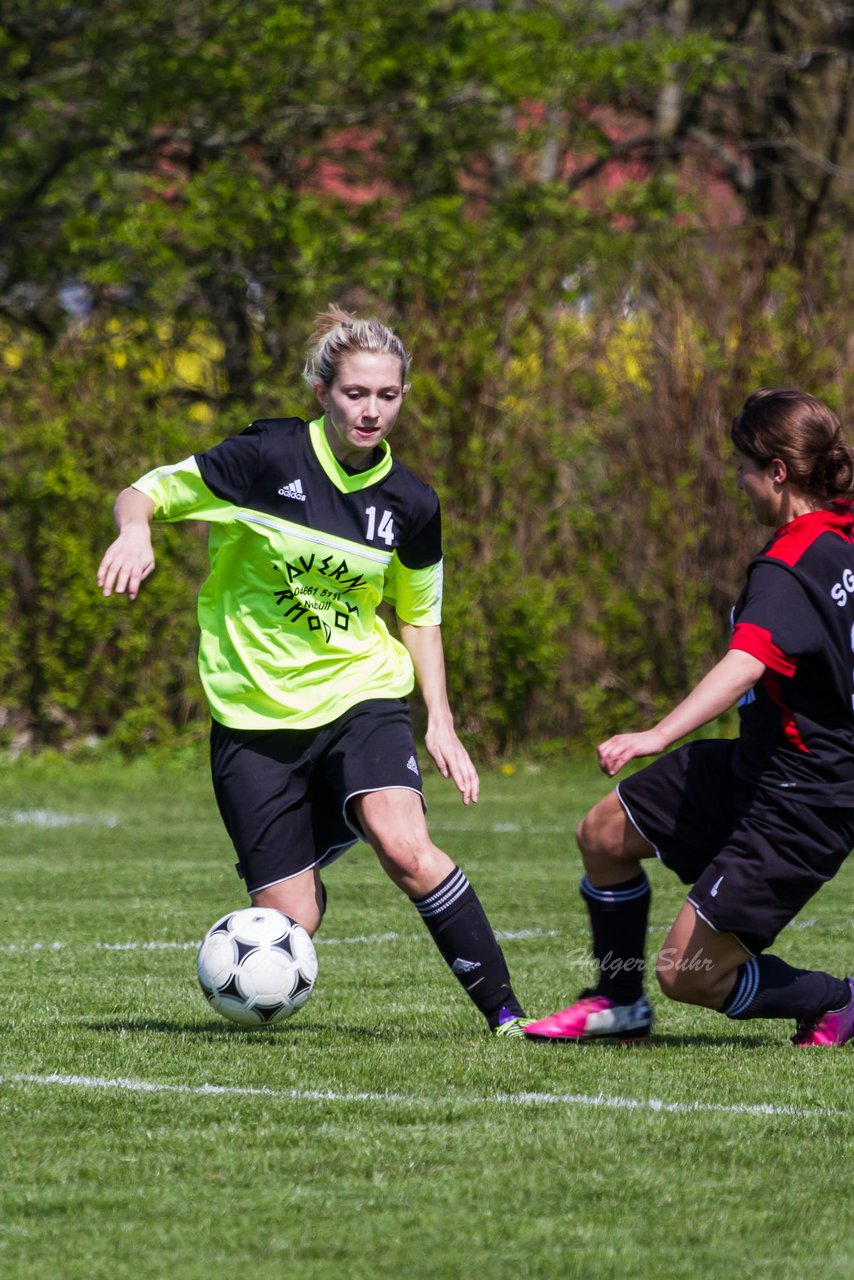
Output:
top-left (729, 504), bottom-right (854, 805)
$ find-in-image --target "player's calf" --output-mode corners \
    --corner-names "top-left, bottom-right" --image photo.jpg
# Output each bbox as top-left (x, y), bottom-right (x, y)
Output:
top-left (411, 865), bottom-right (527, 1033)
top-left (654, 945), bottom-right (740, 1009)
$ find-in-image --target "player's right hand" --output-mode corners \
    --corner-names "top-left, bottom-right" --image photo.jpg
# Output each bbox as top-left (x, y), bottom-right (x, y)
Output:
top-left (97, 528), bottom-right (155, 601)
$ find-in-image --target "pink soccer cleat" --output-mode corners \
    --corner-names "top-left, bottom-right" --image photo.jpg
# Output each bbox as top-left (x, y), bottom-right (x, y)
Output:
top-left (791, 978), bottom-right (854, 1047)
top-left (523, 991), bottom-right (652, 1043)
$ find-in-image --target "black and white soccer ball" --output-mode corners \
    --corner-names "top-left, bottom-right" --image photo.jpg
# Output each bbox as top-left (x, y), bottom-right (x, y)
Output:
top-left (197, 907), bottom-right (318, 1026)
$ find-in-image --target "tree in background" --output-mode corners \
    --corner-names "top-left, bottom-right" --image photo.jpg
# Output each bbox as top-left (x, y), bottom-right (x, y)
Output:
top-left (1, 0), bottom-right (852, 753)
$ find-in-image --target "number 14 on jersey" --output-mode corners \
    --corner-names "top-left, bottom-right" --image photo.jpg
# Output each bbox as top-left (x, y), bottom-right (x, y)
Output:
top-left (365, 506), bottom-right (395, 545)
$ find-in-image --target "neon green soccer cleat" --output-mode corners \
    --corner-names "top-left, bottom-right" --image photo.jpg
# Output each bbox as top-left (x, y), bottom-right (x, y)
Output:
top-left (493, 1014), bottom-right (534, 1039)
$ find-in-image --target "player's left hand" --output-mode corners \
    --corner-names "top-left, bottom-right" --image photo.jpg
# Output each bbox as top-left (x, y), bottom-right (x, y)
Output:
top-left (425, 721), bottom-right (480, 805)
top-left (597, 728), bottom-right (665, 777)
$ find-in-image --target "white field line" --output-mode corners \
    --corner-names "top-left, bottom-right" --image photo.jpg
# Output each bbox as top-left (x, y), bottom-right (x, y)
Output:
top-left (0, 808), bottom-right (570, 835)
top-left (0, 1071), bottom-right (840, 1120)
top-left (0, 809), bottom-right (119, 828)
top-left (2, 915), bottom-right (849, 957)
top-left (0, 927), bottom-right (561, 955)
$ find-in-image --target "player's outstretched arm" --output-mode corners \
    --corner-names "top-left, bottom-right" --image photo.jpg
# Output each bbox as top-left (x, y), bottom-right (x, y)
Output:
top-left (398, 620), bottom-right (479, 805)
top-left (597, 648), bottom-right (766, 777)
top-left (97, 487), bottom-right (156, 601)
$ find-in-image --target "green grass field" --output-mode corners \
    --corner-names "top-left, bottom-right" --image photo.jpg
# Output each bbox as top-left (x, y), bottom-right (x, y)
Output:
top-left (1, 752), bottom-right (852, 1279)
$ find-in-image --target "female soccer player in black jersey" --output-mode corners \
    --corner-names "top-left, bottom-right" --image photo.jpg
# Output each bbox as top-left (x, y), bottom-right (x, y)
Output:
top-left (525, 388), bottom-right (854, 1047)
top-left (98, 305), bottom-right (528, 1037)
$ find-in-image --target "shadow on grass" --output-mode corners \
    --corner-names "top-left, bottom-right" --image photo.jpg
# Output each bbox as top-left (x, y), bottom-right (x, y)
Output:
top-left (79, 1021), bottom-right (781, 1048)
top-left (523, 1031), bottom-right (780, 1049)
top-left (81, 1018), bottom-right (417, 1042)
top-left (646, 1031), bottom-right (781, 1049)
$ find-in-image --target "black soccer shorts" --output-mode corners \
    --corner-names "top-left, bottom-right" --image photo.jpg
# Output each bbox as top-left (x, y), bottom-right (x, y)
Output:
top-left (616, 739), bottom-right (854, 955)
top-left (209, 699), bottom-right (426, 894)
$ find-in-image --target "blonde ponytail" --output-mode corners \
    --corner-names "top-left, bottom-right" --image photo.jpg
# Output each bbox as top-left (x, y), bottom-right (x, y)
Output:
top-left (303, 305), bottom-right (411, 388)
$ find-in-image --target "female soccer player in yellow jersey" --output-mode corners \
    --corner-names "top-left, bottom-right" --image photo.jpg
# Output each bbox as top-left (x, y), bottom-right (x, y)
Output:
top-left (525, 389), bottom-right (854, 1048)
top-left (98, 305), bottom-right (528, 1036)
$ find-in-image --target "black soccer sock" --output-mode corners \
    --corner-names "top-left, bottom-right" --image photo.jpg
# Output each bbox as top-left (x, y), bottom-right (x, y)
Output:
top-left (581, 871), bottom-right (651, 1004)
top-left (722, 954), bottom-right (851, 1020)
top-left (412, 867), bottom-right (525, 1027)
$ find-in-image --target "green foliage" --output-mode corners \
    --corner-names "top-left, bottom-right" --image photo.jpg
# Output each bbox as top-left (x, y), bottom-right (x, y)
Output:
top-left (0, 338), bottom-right (224, 748)
top-left (2, 2), bottom-right (853, 753)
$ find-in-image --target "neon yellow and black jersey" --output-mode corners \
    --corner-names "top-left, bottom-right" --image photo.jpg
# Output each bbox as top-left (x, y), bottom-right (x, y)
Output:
top-left (132, 416), bottom-right (443, 730)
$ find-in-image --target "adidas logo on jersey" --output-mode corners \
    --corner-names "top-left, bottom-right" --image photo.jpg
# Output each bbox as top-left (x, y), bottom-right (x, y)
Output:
top-left (278, 478), bottom-right (306, 501)
top-left (406, 755), bottom-right (419, 775)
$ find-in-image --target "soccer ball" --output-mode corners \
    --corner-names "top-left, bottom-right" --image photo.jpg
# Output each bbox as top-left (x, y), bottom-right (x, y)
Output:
top-left (197, 907), bottom-right (318, 1026)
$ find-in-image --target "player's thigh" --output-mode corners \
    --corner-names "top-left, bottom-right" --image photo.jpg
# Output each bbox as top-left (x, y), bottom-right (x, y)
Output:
top-left (355, 788), bottom-right (454, 892)
top-left (356, 785), bottom-right (427, 844)
top-left (577, 788), bottom-right (656, 865)
top-left (326, 699), bottom-right (446, 883)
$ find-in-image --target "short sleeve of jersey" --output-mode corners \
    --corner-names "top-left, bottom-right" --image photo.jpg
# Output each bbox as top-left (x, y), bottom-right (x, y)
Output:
top-left (133, 456), bottom-right (232, 524)
top-left (194, 421), bottom-right (266, 505)
top-left (132, 421), bottom-right (268, 522)
top-left (729, 561), bottom-right (822, 674)
top-left (384, 557), bottom-right (443, 626)
top-left (385, 487), bottom-right (442, 625)
top-left (397, 501), bottom-right (441, 570)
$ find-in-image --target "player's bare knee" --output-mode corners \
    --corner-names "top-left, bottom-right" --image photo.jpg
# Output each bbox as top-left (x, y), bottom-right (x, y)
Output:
top-left (576, 811), bottom-right (605, 864)
top-left (577, 807), bottom-right (621, 872)
top-left (378, 837), bottom-right (451, 898)
top-left (376, 837), bottom-right (425, 884)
